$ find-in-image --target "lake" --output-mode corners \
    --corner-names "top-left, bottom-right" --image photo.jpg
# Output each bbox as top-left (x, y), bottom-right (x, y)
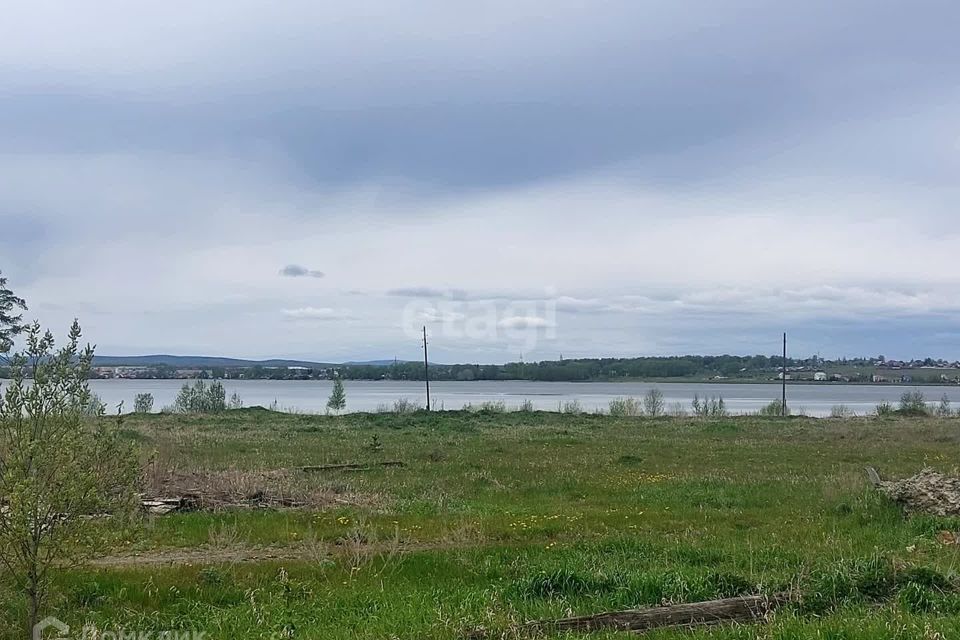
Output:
top-left (7, 379), bottom-right (957, 417)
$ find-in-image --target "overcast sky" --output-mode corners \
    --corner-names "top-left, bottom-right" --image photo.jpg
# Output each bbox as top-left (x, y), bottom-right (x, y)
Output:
top-left (2, 1), bottom-right (959, 363)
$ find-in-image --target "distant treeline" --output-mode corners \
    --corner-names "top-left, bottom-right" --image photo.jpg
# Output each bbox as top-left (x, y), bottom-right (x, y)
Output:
top-left (340, 355), bottom-right (833, 382)
top-left (11, 354), bottom-right (954, 384)
top-left (79, 355), bottom-right (879, 382)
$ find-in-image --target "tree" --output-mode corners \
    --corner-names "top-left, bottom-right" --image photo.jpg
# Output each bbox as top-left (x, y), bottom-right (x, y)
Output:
top-left (643, 387), bottom-right (665, 417)
top-left (134, 393), bottom-right (155, 413)
top-left (0, 320), bottom-right (140, 633)
top-left (327, 377), bottom-right (346, 415)
top-left (0, 270), bottom-right (27, 357)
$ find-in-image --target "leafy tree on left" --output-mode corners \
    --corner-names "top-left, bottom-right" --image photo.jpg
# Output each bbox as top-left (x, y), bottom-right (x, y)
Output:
top-left (0, 276), bottom-right (141, 635)
top-left (0, 270), bottom-right (27, 357)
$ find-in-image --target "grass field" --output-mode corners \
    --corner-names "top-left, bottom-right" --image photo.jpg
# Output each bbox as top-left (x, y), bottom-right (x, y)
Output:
top-left (6, 409), bottom-right (960, 639)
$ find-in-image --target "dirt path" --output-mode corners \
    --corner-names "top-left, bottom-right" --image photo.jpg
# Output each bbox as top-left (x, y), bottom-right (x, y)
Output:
top-left (90, 540), bottom-right (467, 568)
top-left (90, 546), bottom-right (319, 567)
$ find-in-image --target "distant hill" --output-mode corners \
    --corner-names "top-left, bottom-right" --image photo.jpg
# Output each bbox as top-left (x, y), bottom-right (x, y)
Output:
top-left (92, 355), bottom-right (334, 368)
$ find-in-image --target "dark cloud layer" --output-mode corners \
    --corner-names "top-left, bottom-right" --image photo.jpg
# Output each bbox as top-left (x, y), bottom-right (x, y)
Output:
top-left (1, 1), bottom-right (959, 360)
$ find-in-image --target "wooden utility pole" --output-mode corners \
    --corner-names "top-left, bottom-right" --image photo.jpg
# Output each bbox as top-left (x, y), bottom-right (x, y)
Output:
top-left (422, 326), bottom-right (431, 411)
top-left (781, 332), bottom-right (787, 417)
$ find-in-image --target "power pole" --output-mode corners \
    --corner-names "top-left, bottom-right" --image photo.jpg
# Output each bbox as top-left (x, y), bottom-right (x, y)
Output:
top-left (422, 326), bottom-right (431, 411)
top-left (781, 332), bottom-right (788, 417)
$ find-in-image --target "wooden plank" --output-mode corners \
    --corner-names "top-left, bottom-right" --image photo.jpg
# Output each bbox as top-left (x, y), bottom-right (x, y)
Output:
top-left (467, 593), bottom-right (792, 639)
top-left (300, 461), bottom-right (405, 472)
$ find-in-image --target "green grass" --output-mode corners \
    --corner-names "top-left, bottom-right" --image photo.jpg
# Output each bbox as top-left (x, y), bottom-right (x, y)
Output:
top-left (5, 409), bottom-right (960, 638)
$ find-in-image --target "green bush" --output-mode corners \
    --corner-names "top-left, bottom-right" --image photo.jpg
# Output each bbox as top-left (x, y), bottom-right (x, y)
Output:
top-left (173, 380), bottom-right (226, 414)
top-left (609, 397), bottom-right (642, 417)
top-left (875, 400), bottom-right (894, 417)
top-left (899, 390), bottom-right (929, 416)
top-left (133, 393), bottom-right (154, 413)
top-left (759, 399), bottom-right (788, 417)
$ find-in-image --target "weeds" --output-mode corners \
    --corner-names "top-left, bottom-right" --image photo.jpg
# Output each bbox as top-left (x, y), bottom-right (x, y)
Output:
top-left (608, 397), bottom-right (643, 417)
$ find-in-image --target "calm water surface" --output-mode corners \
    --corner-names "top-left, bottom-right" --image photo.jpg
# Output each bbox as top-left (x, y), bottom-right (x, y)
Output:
top-left (6, 379), bottom-right (957, 417)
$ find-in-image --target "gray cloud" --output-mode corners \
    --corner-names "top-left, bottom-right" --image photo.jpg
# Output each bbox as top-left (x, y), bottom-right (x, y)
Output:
top-left (387, 287), bottom-right (468, 300)
top-left (279, 264), bottom-right (325, 279)
top-left (280, 307), bottom-right (353, 321)
top-left (2, 2), bottom-right (959, 360)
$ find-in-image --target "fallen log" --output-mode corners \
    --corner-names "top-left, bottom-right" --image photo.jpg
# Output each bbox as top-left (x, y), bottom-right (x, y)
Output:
top-left (140, 497), bottom-right (188, 515)
top-left (467, 593), bottom-right (792, 638)
top-left (300, 461), bottom-right (405, 472)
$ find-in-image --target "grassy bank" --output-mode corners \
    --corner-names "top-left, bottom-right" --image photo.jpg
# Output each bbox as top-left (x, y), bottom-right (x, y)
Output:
top-left (5, 410), bottom-right (960, 638)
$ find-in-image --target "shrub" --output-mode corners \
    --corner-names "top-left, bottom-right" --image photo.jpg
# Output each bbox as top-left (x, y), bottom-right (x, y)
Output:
top-left (82, 392), bottom-right (106, 417)
top-left (609, 397), bottom-right (643, 417)
top-left (935, 394), bottom-right (953, 418)
top-left (692, 394), bottom-right (727, 418)
top-left (173, 380), bottom-right (226, 414)
top-left (830, 404), bottom-right (854, 418)
top-left (517, 399), bottom-right (535, 412)
top-left (875, 400), bottom-right (894, 417)
top-left (898, 390), bottom-right (929, 416)
top-left (392, 398), bottom-right (417, 414)
top-left (561, 399), bottom-right (583, 415)
top-left (227, 392), bottom-right (244, 409)
top-left (643, 388), bottom-right (665, 417)
top-left (133, 393), bottom-right (154, 413)
top-left (477, 400), bottom-right (507, 413)
top-left (759, 399), bottom-right (788, 417)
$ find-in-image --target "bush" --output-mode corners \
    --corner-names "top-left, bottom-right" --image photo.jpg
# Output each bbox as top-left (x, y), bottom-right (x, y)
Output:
top-left (133, 393), bottom-right (154, 414)
top-left (476, 400), bottom-right (506, 413)
top-left (609, 397), bottom-right (643, 417)
top-left (392, 398), bottom-right (417, 414)
top-left (875, 400), bottom-right (894, 417)
top-left (935, 394), bottom-right (953, 418)
top-left (227, 392), bottom-right (244, 409)
top-left (173, 380), bottom-right (226, 414)
top-left (517, 399), bottom-right (535, 412)
top-left (899, 390), bottom-right (929, 416)
top-left (643, 388), bottom-right (665, 417)
top-left (82, 392), bottom-right (106, 417)
top-left (561, 399), bottom-right (583, 415)
top-left (691, 394), bottom-right (727, 418)
top-left (830, 404), bottom-right (854, 418)
top-left (759, 399), bottom-right (788, 417)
